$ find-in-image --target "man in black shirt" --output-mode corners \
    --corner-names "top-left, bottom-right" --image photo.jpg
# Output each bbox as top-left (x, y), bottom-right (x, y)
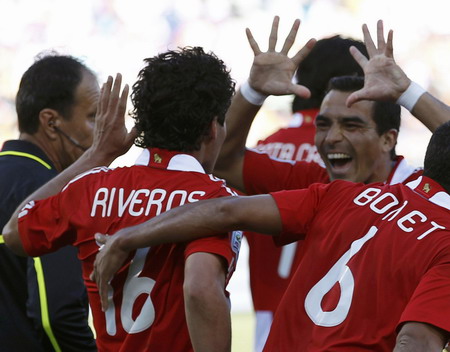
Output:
top-left (0, 54), bottom-right (98, 351)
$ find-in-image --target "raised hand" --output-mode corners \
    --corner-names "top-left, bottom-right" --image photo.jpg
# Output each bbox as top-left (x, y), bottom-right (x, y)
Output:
top-left (347, 20), bottom-right (411, 107)
top-left (246, 16), bottom-right (316, 98)
top-left (89, 73), bottom-right (138, 164)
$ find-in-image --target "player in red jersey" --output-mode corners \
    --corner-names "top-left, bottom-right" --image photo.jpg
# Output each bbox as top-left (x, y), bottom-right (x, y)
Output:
top-left (246, 35), bottom-right (369, 351)
top-left (215, 18), bottom-right (449, 350)
top-left (215, 18), bottom-right (449, 194)
top-left (4, 47), bottom-right (238, 352)
top-left (89, 118), bottom-right (450, 351)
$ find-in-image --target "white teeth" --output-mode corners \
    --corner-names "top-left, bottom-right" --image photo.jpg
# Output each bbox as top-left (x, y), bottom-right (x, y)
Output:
top-left (327, 153), bottom-right (351, 160)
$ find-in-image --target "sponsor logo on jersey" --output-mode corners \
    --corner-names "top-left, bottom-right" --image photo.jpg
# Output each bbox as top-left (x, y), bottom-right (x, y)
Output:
top-left (231, 230), bottom-right (242, 254)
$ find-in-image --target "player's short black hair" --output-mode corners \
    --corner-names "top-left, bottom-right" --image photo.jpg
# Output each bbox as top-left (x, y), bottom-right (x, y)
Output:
top-left (292, 35), bottom-right (368, 112)
top-left (131, 46), bottom-right (235, 152)
top-left (327, 76), bottom-right (401, 160)
top-left (423, 121), bottom-right (450, 192)
top-left (16, 52), bottom-right (94, 134)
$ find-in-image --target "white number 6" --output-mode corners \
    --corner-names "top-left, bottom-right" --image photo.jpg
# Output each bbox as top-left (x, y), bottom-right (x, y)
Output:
top-left (304, 226), bottom-right (378, 327)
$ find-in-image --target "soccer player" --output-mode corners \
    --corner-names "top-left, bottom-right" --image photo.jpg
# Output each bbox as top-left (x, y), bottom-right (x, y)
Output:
top-left (88, 118), bottom-right (450, 351)
top-left (216, 18), bottom-right (450, 350)
top-left (0, 54), bottom-right (98, 351)
top-left (246, 35), bottom-right (368, 351)
top-left (4, 47), bottom-right (238, 352)
top-left (214, 18), bottom-right (450, 196)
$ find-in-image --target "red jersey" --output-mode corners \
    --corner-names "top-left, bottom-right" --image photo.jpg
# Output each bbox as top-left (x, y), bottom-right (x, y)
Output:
top-left (254, 109), bottom-right (321, 163)
top-left (18, 148), bottom-right (241, 352)
top-left (243, 147), bottom-right (422, 306)
top-left (264, 176), bottom-right (450, 351)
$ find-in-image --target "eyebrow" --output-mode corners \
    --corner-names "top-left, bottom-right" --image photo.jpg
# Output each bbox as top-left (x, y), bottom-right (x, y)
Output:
top-left (315, 114), bottom-right (368, 124)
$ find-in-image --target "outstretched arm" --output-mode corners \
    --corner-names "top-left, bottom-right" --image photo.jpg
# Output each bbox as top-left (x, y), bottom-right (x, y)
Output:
top-left (394, 322), bottom-right (448, 351)
top-left (3, 74), bottom-right (136, 255)
top-left (91, 194), bottom-right (282, 311)
top-left (347, 20), bottom-right (450, 132)
top-left (214, 16), bottom-right (315, 191)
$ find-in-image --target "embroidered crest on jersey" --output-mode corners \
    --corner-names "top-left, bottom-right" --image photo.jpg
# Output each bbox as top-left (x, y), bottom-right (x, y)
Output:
top-left (154, 153), bottom-right (162, 163)
top-left (423, 183), bottom-right (431, 193)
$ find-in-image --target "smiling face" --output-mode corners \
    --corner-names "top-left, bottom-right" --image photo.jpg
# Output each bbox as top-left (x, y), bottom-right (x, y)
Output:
top-left (315, 89), bottom-right (395, 183)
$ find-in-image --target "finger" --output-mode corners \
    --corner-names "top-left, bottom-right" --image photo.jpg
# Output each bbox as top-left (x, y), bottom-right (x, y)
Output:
top-left (117, 83), bottom-right (129, 123)
top-left (376, 19), bottom-right (386, 52)
top-left (386, 29), bottom-right (394, 59)
top-left (362, 23), bottom-right (376, 58)
top-left (108, 73), bottom-right (122, 114)
top-left (346, 89), bottom-right (368, 107)
top-left (124, 125), bottom-right (139, 149)
top-left (95, 233), bottom-right (108, 245)
top-left (290, 83), bottom-right (311, 99)
top-left (280, 19), bottom-right (300, 55)
top-left (100, 278), bottom-right (110, 312)
top-left (349, 46), bottom-right (368, 69)
top-left (245, 28), bottom-right (261, 55)
top-left (268, 16), bottom-right (279, 52)
top-left (100, 76), bottom-right (113, 114)
top-left (291, 38), bottom-right (316, 68)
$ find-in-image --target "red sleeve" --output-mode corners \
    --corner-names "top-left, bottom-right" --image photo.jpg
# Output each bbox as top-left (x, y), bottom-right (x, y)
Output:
top-left (183, 183), bottom-right (241, 282)
top-left (18, 193), bottom-right (74, 257)
top-left (270, 182), bottom-right (329, 246)
top-left (243, 149), bottom-right (329, 195)
top-left (184, 231), bottom-right (240, 283)
top-left (399, 260), bottom-right (450, 334)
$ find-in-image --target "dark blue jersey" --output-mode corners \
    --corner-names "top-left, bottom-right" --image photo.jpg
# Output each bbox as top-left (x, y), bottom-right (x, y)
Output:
top-left (0, 140), bottom-right (96, 351)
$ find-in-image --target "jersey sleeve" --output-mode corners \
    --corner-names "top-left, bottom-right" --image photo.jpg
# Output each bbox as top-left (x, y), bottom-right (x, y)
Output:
top-left (183, 180), bottom-right (240, 281)
top-left (398, 259), bottom-right (450, 334)
top-left (18, 189), bottom-right (75, 257)
top-left (243, 148), bottom-right (328, 195)
top-left (270, 182), bottom-right (329, 245)
top-left (184, 232), bottom-right (239, 280)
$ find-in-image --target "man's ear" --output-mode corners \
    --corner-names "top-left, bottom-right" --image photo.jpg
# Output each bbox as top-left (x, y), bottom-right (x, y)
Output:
top-left (381, 128), bottom-right (399, 153)
top-left (39, 108), bottom-right (60, 139)
top-left (207, 119), bottom-right (218, 141)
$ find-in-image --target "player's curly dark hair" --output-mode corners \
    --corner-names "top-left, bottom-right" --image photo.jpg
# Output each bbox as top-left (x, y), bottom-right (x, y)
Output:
top-left (423, 121), bottom-right (450, 192)
top-left (131, 47), bottom-right (235, 152)
top-left (292, 35), bottom-right (367, 112)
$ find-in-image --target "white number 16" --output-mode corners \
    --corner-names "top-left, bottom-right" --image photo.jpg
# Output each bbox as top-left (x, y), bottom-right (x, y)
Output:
top-left (105, 247), bottom-right (156, 335)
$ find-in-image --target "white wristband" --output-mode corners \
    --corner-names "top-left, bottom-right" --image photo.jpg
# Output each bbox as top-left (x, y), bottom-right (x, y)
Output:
top-left (396, 81), bottom-right (426, 111)
top-left (240, 80), bottom-right (267, 106)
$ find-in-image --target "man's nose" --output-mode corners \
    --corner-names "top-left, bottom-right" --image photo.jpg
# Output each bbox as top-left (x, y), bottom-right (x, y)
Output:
top-left (324, 124), bottom-right (344, 144)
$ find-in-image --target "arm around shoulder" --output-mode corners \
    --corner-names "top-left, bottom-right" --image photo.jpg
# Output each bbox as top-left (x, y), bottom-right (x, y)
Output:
top-left (394, 322), bottom-right (449, 352)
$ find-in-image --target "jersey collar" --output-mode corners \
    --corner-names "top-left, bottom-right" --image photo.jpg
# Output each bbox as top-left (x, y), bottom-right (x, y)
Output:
top-left (135, 148), bottom-right (206, 174)
top-left (407, 176), bottom-right (450, 210)
top-left (1, 139), bottom-right (55, 168)
top-left (386, 156), bottom-right (419, 185)
top-left (289, 108), bottom-right (320, 128)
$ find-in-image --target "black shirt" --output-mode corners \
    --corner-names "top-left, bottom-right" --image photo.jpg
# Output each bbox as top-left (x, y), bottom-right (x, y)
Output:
top-left (0, 140), bottom-right (96, 351)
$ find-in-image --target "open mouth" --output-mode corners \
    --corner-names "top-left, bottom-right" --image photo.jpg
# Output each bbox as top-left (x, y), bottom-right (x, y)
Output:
top-left (327, 153), bottom-right (353, 169)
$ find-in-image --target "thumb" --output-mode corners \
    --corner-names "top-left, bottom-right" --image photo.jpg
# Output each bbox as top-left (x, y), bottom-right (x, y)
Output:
top-left (95, 233), bottom-right (108, 246)
top-left (346, 89), bottom-right (366, 107)
top-left (290, 83), bottom-right (311, 99)
top-left (125, 126), bottom-right (139, 147)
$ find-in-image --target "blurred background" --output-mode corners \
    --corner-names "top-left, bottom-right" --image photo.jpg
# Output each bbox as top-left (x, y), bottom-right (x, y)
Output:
top-left (2, 0), bottom-right (449, 350)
